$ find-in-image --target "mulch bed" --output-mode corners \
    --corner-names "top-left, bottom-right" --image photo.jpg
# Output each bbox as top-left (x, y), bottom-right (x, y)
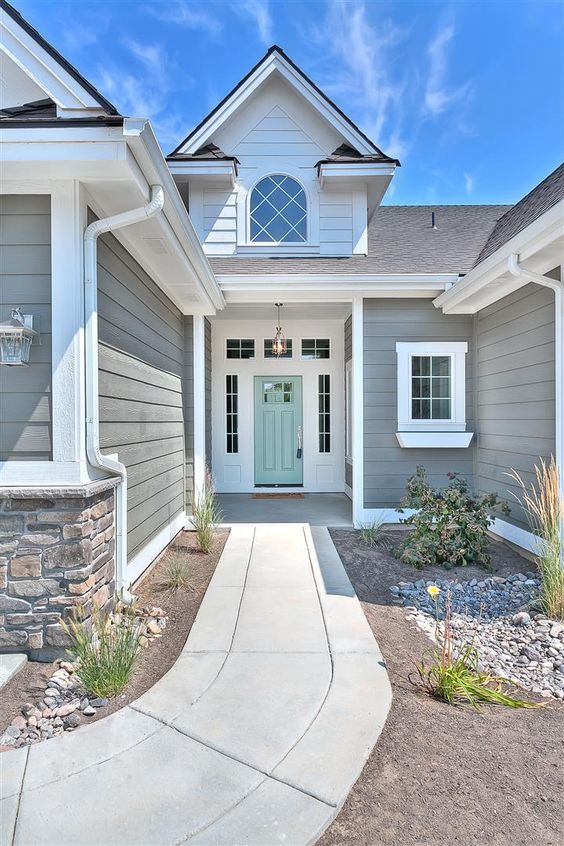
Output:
top-left (0, 530), bottom-right (228, 736)
top-left (320, 529), bottom-right (564, 846)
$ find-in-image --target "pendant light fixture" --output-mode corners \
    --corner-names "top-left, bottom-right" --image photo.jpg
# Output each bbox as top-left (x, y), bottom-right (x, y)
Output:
top-left (272, 303), bottom-right (287, 358)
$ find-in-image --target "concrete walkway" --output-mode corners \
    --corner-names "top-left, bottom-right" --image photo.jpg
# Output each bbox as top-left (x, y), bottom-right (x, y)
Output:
top-left (1, 525), bottom-right (391, 846)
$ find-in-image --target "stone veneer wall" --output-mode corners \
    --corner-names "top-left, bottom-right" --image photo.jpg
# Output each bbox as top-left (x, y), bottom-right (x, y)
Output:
top-left (0, 480), bottom-right (117, 660)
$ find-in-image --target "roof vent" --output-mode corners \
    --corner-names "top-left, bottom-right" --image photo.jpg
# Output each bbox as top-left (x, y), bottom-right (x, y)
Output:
top-left (431, 211), bottom-right (438, 230)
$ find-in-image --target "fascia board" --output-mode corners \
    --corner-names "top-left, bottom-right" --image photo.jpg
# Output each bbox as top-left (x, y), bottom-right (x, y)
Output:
top-left (1, 15), bottom-right (103, 111)
top-left (435, 200), bottom-right (564, 313)
top-left (181, 52), bottom-right (377, 157)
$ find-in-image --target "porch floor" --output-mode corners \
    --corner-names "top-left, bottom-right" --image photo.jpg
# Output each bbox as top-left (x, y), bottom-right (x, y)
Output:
top-left (217, 493), bottom-right (353, 526)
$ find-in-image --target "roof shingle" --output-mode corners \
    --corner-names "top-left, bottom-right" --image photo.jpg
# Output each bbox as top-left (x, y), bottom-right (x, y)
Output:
top-left (210, 204), bottom-right (511, 276)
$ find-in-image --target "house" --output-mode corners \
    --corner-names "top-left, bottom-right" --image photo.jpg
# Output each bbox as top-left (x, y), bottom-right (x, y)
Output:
top-left (1, 0), bottom-right (562, 657)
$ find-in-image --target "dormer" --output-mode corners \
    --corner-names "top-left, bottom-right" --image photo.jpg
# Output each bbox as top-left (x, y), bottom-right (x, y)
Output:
top-left (168, 46), bottom-right (399, 258)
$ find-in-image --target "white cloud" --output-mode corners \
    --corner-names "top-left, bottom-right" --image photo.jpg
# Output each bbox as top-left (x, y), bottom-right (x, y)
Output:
top-left (464, 172), bottom-right (474, 195)
top-left (60, 22), bottom-right (97, 51)
top-left (424, 23), bottom-right (470, 116)
top-left (96, 39), bottom-right (193, 147)
top-left (147, 2), bottom-right (222, 38)
top-left (310, 1), bottom-right (407, 158)
top-left (232, 0), bottom-right (273, 46)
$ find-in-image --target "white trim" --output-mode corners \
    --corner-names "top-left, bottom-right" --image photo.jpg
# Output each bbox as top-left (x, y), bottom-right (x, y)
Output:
top-left (193, 315), bottom-right (206, 499)
top-left (345, 359), bottom-right (353, 462)
top-left (247, 172), bottom-right (309, 247)
top-left (395, 432), bottom-right (474, 449)
top-left (434, 200), bottom-right (564, 314)
top-left (217, 273), bottom-right (458, 286)
top-left (351, 297), bottom-right (364, 526)
top-left (488, 518), bottom-right (538, 555)
top-left (396, 341), bottom-right (467, 433)
top-left (1, 9), bottom-right (108, 114)
top-left (126, 512), bottom-right (186, 587)
top-left (178, 50), bottom-right (380, 157)
top-left (318, 162), bottom-right (396, 182)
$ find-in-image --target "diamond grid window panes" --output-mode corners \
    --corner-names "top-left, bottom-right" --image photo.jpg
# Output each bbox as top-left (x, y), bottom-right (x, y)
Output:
top-left (264, 338), bottom-right (293, 359)
top-left (226, 339), bottom-right (255, 359)
top-left (301, 338), bottom-right (330, 360)
top-left (318, 374), bottom-right (331, 453)
top-left (411, 355), bottom-right (451, 420)
top-left (250, 175), bottom-right (307, 243)
top-left (226, 375), bottom-right (238, 453)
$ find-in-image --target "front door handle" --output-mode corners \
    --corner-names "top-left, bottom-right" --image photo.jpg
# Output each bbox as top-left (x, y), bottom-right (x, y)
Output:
top-left (296, 425), bottom-right (302, 459)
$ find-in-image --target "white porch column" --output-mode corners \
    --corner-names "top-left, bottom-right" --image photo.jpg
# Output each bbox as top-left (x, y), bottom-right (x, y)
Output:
top-left (193, 313), bottom-right (206, 501)
top-left (351, 296), bottom-right (364, 526)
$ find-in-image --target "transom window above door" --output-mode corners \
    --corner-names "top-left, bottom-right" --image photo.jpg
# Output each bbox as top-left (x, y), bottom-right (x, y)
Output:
top-left (226, 339), bottom-right (255, 359)
top-left (250, 175), bottom-right (307, 243)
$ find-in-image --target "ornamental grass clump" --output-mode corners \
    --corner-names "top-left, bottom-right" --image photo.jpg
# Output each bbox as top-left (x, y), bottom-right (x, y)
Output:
top-left (191, 468), bottom-right (222, 554)
top-left (360, 517), bottom-right (392, 550)
top-left (398, 466), bottom-right (510, 569)
top-left (161, 551), bottom-right (192, 591)
top-left (412, 586), bottom-right (539, 709)
top-left (508, 457), bottom-right (564, 621)
top-left (62, 605), bottom-right (142, 698)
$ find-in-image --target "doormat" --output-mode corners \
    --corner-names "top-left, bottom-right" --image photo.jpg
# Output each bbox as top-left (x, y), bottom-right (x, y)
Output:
top-left (252, 493), bottom-right (305, 499)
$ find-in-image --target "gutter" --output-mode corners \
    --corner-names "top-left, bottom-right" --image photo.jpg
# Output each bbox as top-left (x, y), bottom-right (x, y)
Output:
top-left (507, 253), bottom-right (564, 543)
top-left (84, 185), bottom-right (165, 601)
top-left (123, 118), bottom-right (224, 312)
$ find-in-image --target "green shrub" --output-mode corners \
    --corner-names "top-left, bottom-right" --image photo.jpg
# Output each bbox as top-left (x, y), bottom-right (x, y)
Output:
top-left (191, 468), bottom-right (222, 554)
top-left (398, 466), bottom-right (509, 569)
top-left (508, 457), bottom-right (564, 621)
top-left (63, 605), bottom-right (142, 698)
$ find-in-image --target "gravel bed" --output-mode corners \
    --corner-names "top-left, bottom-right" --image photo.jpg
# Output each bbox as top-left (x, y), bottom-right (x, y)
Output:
top-left (392, 574), bottom-right (564, 699)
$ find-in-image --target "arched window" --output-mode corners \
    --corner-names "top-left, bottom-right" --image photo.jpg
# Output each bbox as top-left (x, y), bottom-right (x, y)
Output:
top-left (250, 175), bottom-right (307, 243)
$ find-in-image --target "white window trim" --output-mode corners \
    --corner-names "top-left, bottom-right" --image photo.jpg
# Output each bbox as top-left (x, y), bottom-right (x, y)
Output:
top-left (345, 359), bottom-right (353, 463)
top-left (395, 341), bottom-right (469, 436)
top-left (300, 337), bottom-right (331, 360)
top-left (225, 338), bottom-right (256, 360)
top-left (248, 173), bottom-right (309, 247)
top-left (262, 338), bottom-right (293, 359)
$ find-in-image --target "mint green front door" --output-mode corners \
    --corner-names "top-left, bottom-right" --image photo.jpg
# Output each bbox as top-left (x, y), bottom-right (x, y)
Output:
top-left (254, 377), bottom-right (303, 486)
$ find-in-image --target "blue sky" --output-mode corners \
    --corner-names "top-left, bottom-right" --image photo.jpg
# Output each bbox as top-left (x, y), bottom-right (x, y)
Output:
top-left (16, 0), bottom-right (564, 205)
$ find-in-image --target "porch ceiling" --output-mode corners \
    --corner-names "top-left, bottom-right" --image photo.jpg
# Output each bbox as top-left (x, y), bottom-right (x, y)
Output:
top-left (211, 302), bottom-right (352, 320)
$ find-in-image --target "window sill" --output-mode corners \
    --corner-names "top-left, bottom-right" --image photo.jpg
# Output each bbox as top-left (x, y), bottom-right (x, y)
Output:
top-left (395, 431), bottom-right (474, 449)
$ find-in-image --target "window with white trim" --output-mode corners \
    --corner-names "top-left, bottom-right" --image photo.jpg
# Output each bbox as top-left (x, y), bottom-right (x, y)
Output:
top-left (396, 342), bottom-right (468, 432)
top-left (226, 375), bottom-right (238, 453)
top-left (250, 175), bottom-right (307, 243)
top-left (318, 375), bottom-right (331, 453)
top-left (263, 338), bottom-right (293, 358)
top-left (301, 338), bottom-right (330, 360)
top-left (226, 338), bottom-right (255, 359)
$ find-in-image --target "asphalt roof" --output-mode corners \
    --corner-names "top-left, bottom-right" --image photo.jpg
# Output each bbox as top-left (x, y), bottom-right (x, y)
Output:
top-left (210, 204), bottom-right (511, 276)
top-left (474, 163), bottom-right (564, 266)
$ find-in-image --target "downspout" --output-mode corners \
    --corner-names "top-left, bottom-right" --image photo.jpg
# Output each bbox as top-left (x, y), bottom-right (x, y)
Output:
top-left (84, 186), bottom-right (165, 601)
top-left (508, 253), bottom-right (564, 549)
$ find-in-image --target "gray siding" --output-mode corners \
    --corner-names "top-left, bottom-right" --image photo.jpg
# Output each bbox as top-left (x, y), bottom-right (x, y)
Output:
top-left (0, 195), bottom-right (51, 461)
top-left (97, 226), bottom-right (186, 560)
top-left (205, 317), bottom-right (212, 467)
top-left (476, 282), bottom-right (556, 529)
top-left (363, 299), bottom-right (474, 508)
top-left (344, 315), bottom-right (352, 489)
top-left (184, 316), bottom-right (194, 506)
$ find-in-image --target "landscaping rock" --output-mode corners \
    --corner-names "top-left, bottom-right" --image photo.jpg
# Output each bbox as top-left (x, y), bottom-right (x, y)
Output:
top-left (392, 574), bottom-right (564, 700)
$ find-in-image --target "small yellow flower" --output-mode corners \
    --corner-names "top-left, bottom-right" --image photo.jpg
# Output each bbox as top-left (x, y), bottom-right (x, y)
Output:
top-left (427, 585), bottom-right (440, 598)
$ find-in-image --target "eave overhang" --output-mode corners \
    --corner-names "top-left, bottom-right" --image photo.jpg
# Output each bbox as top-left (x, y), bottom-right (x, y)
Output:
top-left (167, 158), bottom-right (237, 187)
top-left (0, 118), bottom-right (224, 314)
top-left (434, 200), bottom-right (564, 314)
top-left (317, 161), bottom-right (397, 217)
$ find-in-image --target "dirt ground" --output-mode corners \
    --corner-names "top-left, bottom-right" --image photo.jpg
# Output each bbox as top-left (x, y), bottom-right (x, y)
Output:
top-left (0, 530), bottom-right (228, 734)
top-left (320, 530), bottom-right (564, 846)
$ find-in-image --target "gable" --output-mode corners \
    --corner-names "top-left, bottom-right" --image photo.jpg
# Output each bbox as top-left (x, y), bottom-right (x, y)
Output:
top-left (170, 46), bottom-right (396, 164)
top-left (0, 0), bottom-right (118, 116)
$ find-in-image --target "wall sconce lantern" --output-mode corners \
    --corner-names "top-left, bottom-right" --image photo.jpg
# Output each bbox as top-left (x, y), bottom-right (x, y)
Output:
top-left (0, 308), bottom-right (36, 366)
top-left (271, 303), bottom-right (287, 358)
